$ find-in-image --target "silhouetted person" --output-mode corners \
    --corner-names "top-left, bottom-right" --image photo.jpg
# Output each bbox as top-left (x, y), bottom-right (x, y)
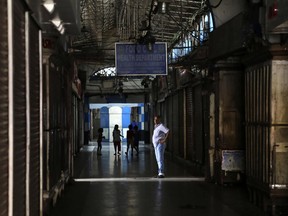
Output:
top-left (133, 125), bottom-right (139, 156)
top-left (125, 124), bottom-right (134, 156)
top-left (113, 124), bottom-right (123, 155)
top-left (97, 128), bottom-right (105, 155)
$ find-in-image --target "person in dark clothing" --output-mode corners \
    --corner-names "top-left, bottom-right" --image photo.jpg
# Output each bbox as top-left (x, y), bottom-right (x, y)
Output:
top-left (113, 124), bottom-right (123, 155)
top-left (97, 128), bottom-right (105, 155)
top-left (133, 125), bottom-right (140, 156)
top-left (125, 124), bottom-right (134, 156)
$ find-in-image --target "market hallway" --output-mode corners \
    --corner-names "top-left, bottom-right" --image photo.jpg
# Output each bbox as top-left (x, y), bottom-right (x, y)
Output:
top-left (49, 141), bottom-right (265, 216)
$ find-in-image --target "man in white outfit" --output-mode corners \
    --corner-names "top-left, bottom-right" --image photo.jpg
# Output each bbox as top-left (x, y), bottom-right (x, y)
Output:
top-left (152, 115), bottom-right (169, 178)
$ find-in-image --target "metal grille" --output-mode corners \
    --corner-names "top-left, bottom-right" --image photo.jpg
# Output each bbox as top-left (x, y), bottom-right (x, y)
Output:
top-left (0, 1), bottom-right (9, 215)
top-left (28, 16), bottom-right (41, 216)
top-left (245, 65), bottom-right (271, 184)
top-left (13, 0), bottom-right (27, 215)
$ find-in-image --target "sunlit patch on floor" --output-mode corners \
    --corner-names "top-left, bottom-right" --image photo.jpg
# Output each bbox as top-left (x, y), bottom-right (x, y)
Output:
top-left (74, 177), bottom-right (205, 182)
top-left (80, 146), bottom-right (97, 152)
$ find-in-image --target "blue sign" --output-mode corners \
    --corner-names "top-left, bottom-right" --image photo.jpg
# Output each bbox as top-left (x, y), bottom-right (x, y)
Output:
top-left (115, 42), bottom-right (167, 76)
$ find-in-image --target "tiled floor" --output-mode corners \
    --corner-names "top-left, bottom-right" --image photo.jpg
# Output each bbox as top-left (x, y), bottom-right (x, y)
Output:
top-left (50, 141), bottom-right (266, 216)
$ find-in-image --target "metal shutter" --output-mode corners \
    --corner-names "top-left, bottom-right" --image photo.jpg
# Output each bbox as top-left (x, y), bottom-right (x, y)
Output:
top-left (47, 55), bottom-right (68, 189)
top-left (50, 60), bottom-right (62, 188)
top-left (172, 92), bottom-right (180, 156)
top-left (13, 0), bottom-right (27, 215)
top-left (28, 16), bottom-right (41, 216)
top-left (193, 85), bottom-right (204, 164)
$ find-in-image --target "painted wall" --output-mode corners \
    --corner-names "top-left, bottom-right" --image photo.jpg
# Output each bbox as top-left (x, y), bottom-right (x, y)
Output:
top-left (210, 0), bottom-right (247, 28)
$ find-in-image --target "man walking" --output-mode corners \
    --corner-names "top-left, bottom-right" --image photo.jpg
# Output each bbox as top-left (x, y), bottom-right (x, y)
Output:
top-left (152, 115), bottom-right (169, 178)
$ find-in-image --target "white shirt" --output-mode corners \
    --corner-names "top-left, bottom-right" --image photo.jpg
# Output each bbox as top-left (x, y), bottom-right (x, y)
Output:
top-left (152, 123), bottom-right (169, 145)
top-left (113, 129), bottom-right (121, 142)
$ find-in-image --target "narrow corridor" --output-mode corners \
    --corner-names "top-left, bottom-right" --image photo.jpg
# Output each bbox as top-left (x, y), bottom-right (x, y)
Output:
top-left (49, 142), bottom-right (265, 216)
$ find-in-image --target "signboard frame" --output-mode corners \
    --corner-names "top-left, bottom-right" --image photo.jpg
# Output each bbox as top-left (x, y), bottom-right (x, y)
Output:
top-left (115, 42), bottom-right (168, 76)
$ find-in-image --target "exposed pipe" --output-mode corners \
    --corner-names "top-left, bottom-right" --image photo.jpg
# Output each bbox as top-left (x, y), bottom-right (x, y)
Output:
top-left (25, 11), bottom-right (31, 216)
top-left (8, 0), bottom-right (14, 215)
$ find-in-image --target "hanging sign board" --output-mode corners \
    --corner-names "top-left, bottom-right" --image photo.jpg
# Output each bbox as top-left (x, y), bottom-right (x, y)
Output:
top-left (115, 42), bottom-right (168, 76)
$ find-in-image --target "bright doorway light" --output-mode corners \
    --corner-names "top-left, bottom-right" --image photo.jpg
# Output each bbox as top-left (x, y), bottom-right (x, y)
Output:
top-left (51, 18), bottom-right (62, 28)
top-left (43, 1), bottom-right (55, 13)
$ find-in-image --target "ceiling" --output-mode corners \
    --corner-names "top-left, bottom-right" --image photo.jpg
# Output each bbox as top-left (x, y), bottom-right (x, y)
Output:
top-left (71, 0), bottom-right (206, 66)
top-left (29, 0), bottom-right (288, 97)
top-left (30, 0), bottom-right (206, 95)
top-left (74, 0), bottom-right (206, 95)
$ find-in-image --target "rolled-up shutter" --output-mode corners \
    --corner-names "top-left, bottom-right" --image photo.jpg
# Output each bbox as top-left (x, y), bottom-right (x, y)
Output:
top-left (0, 1), bottom-right (9, 215)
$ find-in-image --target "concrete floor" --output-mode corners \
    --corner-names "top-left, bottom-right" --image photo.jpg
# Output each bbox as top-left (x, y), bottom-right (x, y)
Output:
top-left (50, 141), bottom-right (266, 216)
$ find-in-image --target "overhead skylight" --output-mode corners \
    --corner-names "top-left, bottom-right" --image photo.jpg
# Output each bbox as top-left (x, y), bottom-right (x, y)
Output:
top-left (91, 67), bottom-right (116, 78)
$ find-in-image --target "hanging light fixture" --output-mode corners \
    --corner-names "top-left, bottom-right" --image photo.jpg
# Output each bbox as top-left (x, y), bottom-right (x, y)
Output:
top-left (145, 31), bottom-right (156, 51)
top-left (152, 0), bottom-right (159, 14)
top-left (51, 18), bottom-right (62, 28)
top-left (50, 18), bottom-right (66, 35)
top-left (158, 1), bottom-right (169, 14)
top-left (43, 0), bottom-right (55, 14)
